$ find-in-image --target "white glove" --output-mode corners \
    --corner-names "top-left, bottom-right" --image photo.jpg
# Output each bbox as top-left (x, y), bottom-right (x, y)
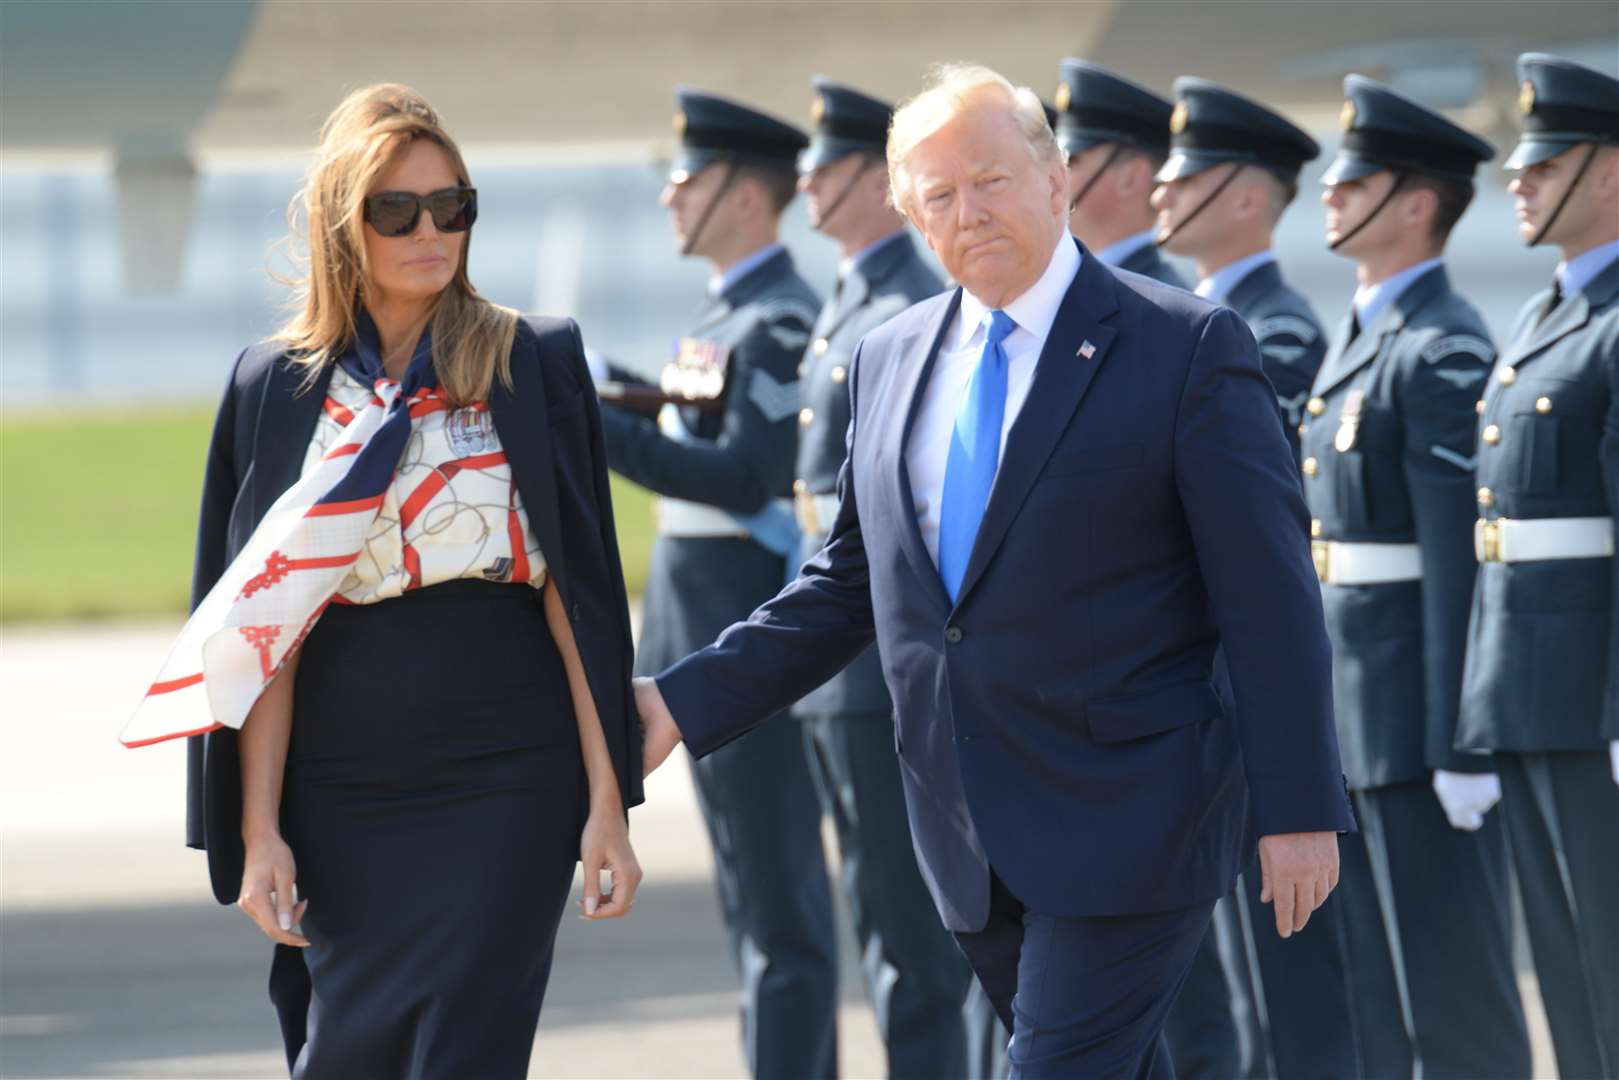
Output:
top-left (1432, 770), bottom-right (1502, 832)
top-left (1610, 740), bottom-right (1618, 787)
top-left (583, 346), bottom-right (609, 384)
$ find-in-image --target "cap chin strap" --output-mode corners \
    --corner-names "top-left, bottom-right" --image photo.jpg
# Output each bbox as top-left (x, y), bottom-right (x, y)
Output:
top-left (1527, 143), bottom-right (1600, 248)
top-left (815, 156), bottom-right (879, 235)
top-left (1155, 163), bottom-right (1243, 247)
top-left (680, 160), bottom-right (739, 258)
top-left (1067, 143), bottom-right (1126, 216)
top-left (1327, 170), bottom-right (1408, 251)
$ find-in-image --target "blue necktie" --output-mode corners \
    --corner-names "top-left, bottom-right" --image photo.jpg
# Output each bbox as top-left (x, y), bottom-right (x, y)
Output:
top-left (938, 309), bottom-right (1017, 603)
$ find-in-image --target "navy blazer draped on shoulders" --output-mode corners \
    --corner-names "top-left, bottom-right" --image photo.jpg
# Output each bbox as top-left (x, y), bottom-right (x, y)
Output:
top-left (185, 316), bottom-right (641, 905)
top-left (659, 241), bottom-right (1354, 932)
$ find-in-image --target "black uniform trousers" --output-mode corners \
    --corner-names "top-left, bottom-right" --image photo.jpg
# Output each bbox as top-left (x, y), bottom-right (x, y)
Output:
top-left (802, 712), bottom-right (974, 1079)
top-left (1498, 750), bottom-right (1619, 1079)
top-left (689, 714), bottom-right (838, 1080)
top-left (1336, 782), bottom-right (1531, 1079)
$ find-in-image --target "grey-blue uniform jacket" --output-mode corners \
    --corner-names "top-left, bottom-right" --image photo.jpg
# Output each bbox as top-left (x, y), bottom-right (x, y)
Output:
top-left (1225, 261), bottom-right (1327, 460)
top-left (791, 234), bottom-right (942, 718)
top-left (1300, 266), bottom-right (1497, 790)
top-left (601, 248), bottom-right (820, 676)
top-left (1118, 242), bottom-right (1189, 290)
top-left (1458, 255), bottom-right (1619, 751)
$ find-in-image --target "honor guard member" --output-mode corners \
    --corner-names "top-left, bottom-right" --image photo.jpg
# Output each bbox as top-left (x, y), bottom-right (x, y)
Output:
top-left (1155, 78), bottom-right (1327, 459)
top-left (1054, 58), bottom-right (1256, 1080)
top-left (1457, 53), bottom-right (1619, 1080)
top-left (791, 76), bottom-right (979, 1079)
top-left (1306, 75), bottom-right (1533, 1079)
top-left (1053, 59), bottom-right (1191, 288)
top-left (598, 88), bottom-right (837, 1080)
top-left (1152, 77), bottom-right (1362, 1080)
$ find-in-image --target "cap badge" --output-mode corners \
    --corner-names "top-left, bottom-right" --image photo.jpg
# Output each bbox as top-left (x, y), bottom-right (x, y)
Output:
top-left (1519, 80), bottom-right (1536, 116)
top-left (1339, 100), bottom-right (1356, 132)
top-left (1054, 82), bottom-right (1071, 113)
top-left (811, 93), bottom-right (827, 125)
top-left (673, 109), bottom-right (687, 135)
top-left (1170, 100), bottom-right (1189, 135)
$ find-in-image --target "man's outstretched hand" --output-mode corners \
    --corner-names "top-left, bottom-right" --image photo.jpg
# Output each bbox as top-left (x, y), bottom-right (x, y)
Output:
top-left (636, 677), bottom-right (683, 778)
top-left (1258, 831), bottom-right (1340, 939)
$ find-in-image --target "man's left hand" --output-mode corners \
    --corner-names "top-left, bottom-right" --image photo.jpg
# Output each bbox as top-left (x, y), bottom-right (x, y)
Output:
top-left (1258, 831), bottom-right (1340, 939)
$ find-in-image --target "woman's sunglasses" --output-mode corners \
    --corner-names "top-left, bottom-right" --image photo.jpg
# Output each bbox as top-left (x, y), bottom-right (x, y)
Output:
top-left (363, 186), bottom-right (478, 237)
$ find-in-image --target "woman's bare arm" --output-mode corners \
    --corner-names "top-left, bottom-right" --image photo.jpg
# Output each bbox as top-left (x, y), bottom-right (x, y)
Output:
top-left (543, 578), bottom-right (641, 919)
top-left (238, 651), bottom-right (309, 945)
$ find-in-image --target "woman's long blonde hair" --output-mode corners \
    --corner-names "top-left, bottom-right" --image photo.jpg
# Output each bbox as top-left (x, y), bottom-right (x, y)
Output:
top-left (277, 83), bottom-right (517, 404)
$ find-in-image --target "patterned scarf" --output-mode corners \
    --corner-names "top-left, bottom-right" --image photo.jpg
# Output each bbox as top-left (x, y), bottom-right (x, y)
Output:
top-left (122, 314), bottom-right (440, 748)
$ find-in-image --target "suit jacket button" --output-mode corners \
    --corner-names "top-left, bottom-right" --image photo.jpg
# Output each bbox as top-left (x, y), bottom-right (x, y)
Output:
top-left (945, 625), bottom-right (964, 645)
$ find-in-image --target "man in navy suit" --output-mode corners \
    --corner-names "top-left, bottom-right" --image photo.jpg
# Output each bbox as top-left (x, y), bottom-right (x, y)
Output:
top-left (637, 64), bottom-right (1353, 1077)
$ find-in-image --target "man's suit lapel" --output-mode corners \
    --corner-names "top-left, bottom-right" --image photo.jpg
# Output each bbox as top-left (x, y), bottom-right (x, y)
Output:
top-left (953, 247), bottom-right (1120, 609)
top-left (891, 290), bottom-right (961, 616)
top-left (250, 358), bottom-right (332, 527)
top-left (490, 335), bottom-right (567, 591)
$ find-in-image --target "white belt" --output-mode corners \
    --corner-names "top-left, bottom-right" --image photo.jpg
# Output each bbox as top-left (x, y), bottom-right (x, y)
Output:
top-left (794, 491), bottom-right (840, 534)
top-left (657, 497), bottom-right (749, 539)
top-left (1312, 541), bottom-right (1423, 585)
top-left (1475, 517), bottom-right (1614, 563)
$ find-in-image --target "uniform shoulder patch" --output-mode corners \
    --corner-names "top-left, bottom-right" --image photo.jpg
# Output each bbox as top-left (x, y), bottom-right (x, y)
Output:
top-left (1430, 366), bottom-right (1489, 388)
top-left (748, 368), bottom-right (801, 423)
top-left (1420, 334), bottom-right (1493, 365)
top-left (1252, 314), bottom-right (1319, 345)
top-left (1261, 343), bottom-right (1309, 364)
top-left (756, 297), bottom-right (817, 351)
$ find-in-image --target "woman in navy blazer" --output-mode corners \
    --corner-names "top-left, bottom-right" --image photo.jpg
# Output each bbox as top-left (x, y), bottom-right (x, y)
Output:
top-left (174, 85), bottom-right (643, 1077)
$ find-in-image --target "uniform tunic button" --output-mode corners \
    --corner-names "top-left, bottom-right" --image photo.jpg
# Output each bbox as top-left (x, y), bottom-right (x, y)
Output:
top-left (1302, 457), bottom-right (1319, 478)
top-left (1498, 367), bottom-right (1517, 385)
top-left (1478, 486), bottom-right (1495, 508)
top-left (830, 366), bottom-right (847, 384)
top-left (813, 338), bottom-right (830, 356)
top-left (944, 625), bottom-right (964, 644)
top-left (1307, 397), bottom-right (1326, 417)
top-left (1475, 399), bottom-right (1485, 415)
top-left (1311, 518), bottom-right (1323, 538)
top-left (1297, 422), bottom-right (1308, 437)
top-left (797, 362), bottom-right (806, 378)
top-left (799, 407), bottom-right (815, 426)
top-left (1536, 396), bottom-right (1552, 414)
top-left (1482, 424), bottom-right (1501, 445)
top-left (793, 478), bottom-right (807, 494)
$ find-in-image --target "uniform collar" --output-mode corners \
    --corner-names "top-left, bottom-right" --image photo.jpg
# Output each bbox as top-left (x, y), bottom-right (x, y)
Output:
top-left (709, 242), bottom-right (786, 298)
top-left (1353, 256), bottom-right (1443, 328)
top-left (1094, 228), bottom-right (1158, 268)
top-left (956, 234), bottom-right (1082, 350)
top-left (838, 229), bottom-right (908, 281)
top-left (1195, 250), bottom-right (1276, 303)
top-left (1557, 239), bottom-right (1619, 298)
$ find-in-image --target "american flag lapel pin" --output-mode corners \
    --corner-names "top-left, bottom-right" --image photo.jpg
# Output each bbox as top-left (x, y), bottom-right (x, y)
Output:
top-left (1078, 341), bottom-right (1096, 359)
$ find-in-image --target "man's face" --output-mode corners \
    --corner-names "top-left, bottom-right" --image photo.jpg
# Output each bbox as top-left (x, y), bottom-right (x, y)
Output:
top-left (1150, 165), bottom-right (1236, 255)
top-left (1321, 170), bottom-right (1404, 257)
top-left (1064, 142), bottom-right (1115, 236)
top-left (660, 162), bottom-right (735, 257)
top-left (903, 103), bottom-right (1067, 307)
top-left (1508, 144), bottom-right (1614, 247)
top-left (799, 152), bottom-right (873, 233)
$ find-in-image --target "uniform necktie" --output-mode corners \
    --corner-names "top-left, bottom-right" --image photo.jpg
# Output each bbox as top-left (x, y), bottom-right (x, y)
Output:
top-left (1537, 278), bottom-right (1564, 327)
top-left (938, 309), bottom-right (1017, 603)
top-left (1345, 306), bottom-right (1362, 346)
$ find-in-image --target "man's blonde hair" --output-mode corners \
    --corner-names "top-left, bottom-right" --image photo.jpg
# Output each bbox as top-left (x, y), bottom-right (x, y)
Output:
top-left (886, 63), bottom-right (1063, 218)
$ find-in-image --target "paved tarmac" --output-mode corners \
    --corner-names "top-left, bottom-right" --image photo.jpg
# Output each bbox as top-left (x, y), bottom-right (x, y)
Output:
top-left (1, 619), bottom-right (1555, 1078)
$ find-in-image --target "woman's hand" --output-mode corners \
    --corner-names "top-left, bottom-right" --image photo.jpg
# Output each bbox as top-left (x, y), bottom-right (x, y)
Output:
top-left (577, 800), bottom-right (642, 920)
top-left (239, 831), bottom-right (310, 947)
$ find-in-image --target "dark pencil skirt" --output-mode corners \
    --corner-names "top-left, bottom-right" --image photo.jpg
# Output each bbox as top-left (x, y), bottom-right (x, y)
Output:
top-left (279, 579), bottom-right (586, 1080)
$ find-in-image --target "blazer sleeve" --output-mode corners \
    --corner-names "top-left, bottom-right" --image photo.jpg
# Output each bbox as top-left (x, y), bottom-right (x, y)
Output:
top-left (185, 348), bottom-right (249, 852)
top-left (657, 341), bottom-right (879, 757)
top-left (565, 320), bottom-right (645, 809)
top-left (1398, 330), bottom-right (1496, 773)
top-left (1173, 307), bottom-right (1356, 836)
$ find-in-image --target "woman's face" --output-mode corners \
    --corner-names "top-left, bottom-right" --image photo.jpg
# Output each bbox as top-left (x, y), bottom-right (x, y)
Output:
top-left (362, 139), bottom-right (465, 305)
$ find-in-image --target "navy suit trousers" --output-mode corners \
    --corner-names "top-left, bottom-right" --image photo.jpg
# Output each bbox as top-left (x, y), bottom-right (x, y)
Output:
top-left (954, 874), bottom-right (1213, 1079)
